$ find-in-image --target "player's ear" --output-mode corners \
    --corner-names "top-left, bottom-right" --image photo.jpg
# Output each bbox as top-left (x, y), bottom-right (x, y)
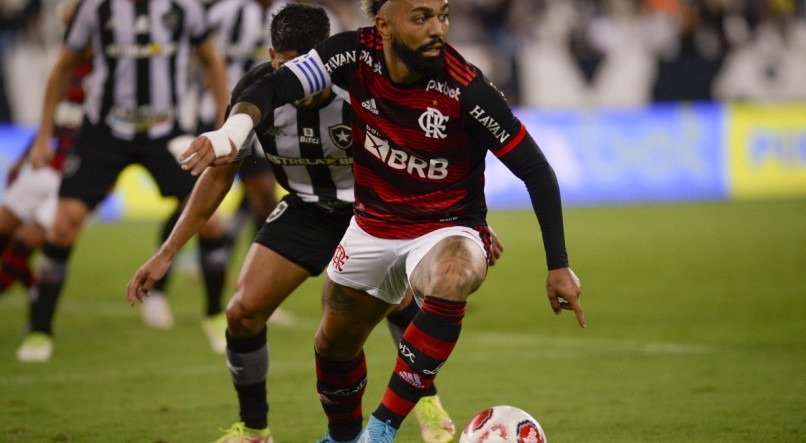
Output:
top-left (268, 47), bottom-right (275, 61)
top-left (375, 11), bottom-right (392, 40)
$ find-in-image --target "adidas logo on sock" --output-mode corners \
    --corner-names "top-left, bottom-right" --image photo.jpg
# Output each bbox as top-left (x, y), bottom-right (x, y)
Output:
top-left (397, 370), bottom-right (425, 388)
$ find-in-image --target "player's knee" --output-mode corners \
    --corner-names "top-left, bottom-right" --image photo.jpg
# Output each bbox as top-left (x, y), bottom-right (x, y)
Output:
top-left (314, 326), bottom-right (355, 360)
top-left (415, 237), bottom-right (487, 298)
top-left (314, 318), bottom-right (367, 360)
top-left (225, 297), bottom-right (267, 337)
top-left (431, 257), bottom-right (485, 297)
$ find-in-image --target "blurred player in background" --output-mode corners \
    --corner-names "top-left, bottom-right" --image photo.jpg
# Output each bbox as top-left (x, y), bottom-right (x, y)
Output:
top-left (179, 0), bottom-right (584, 441)
top-left (0, 21), bottom-right (90, 301)
top-left (16, 0), bottom-right (231, 363)
top-left (127, 4), bottom-right (497, 442)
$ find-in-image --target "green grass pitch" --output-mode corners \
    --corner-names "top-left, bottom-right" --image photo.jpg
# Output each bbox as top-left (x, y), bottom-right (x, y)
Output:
top-left (0, 199), bottom-right (803, 442)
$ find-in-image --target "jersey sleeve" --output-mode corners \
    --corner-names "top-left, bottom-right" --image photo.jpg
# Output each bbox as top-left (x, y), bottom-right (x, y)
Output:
top-left (229, 62), bottom-right (275, 156)
top-left (235, 31), bottom-right (358, 128)
top-left (63, 0), bottom-right (98, 52)
top-left (463, 74), bottom-right (570, 269)
top-left (282, 31), bottom-right (358, 96)
top-left (461, 73), bottom-right (525, 154)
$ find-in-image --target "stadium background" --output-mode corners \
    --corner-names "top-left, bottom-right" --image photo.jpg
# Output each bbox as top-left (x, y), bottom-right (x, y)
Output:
top-left (0, 1), bottom-right (804, 441)
top-left (1, 0), bottom-right (804, 215)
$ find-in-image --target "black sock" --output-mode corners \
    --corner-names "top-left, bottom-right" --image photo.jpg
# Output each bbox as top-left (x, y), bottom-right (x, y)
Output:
top-left (227, 328), bottom-right (269, 430)
top-left (199, 236), bottom-right (228, 316)
top-left (152, 208), bottom-right (182, 294)
top-left (30, 243), bottom-right (72, 334)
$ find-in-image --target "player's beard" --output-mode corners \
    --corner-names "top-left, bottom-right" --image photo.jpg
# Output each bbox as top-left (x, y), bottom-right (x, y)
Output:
top-left (391, 37), bottom-right (445, 78)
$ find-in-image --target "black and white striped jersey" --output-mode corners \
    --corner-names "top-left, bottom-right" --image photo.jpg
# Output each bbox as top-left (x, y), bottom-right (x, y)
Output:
top-left (234, 63), bottom-right (354, 204)
top-left (64, 0), bottom-right (210, 140)
top-left (198, 0), bottom-right (344, 125)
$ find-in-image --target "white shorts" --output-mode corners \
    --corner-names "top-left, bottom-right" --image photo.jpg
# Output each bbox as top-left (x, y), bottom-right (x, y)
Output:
top-left (2, 166), bottom-right (60, 230)
top-left (326, 217), bottom-right (488, 304)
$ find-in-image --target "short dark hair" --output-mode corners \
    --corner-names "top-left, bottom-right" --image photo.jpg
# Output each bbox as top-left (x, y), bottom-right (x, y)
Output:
top-left (270, 3), bottom-right (330, 53)
top-left (361, 0), bottom-right (389, 17)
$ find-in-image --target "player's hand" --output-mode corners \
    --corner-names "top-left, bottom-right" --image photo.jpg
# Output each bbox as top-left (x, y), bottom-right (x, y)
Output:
top-left (546, 267), bottom-right (585, 328)
top-left (178, 134), bottom-right (236, 176)
top-left (126, 254), bottom-right (173, 306)
top-left (488, 226), bottom-right (504, 266)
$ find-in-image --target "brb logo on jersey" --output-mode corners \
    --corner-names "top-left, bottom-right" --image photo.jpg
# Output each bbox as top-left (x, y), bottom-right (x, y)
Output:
top-left (418, 107), bottom-right (449, 139)
top-left (363, 127), bottom-right (448, 179)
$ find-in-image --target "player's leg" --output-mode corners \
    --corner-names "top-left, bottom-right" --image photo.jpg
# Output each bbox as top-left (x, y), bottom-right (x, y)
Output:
top-left (30, 198), bottom-right (91, 330)
top-left (217, 197), bottom-right (353, 442)
top-left (215, 243), bottom-right (309, 443)
top-left (0, 166), bottom-right (59, 293)
top-left (367, 229), bottom-right (489, 439)
top-left (16, 197), bottom-right (91, 363)
top-left (386, 292), bottom-right (455, 443)
top-left (141, 203), bottom-right (182, 329)
top-left (0, 223), bottom-right (46, 292)
top-left (315, 278), bottom-right (396, 443)
top-left (196, 211), bottom-right (229, 350)
top-left (7, 193), bottom-right (59, 292)
top-left (0, 206), bottom-right (23, 247)
top-left (18, 130), bottom-right (123, 362)
top-left (314, 216), bottom-right (406, 442)
top-left (0, 206), bottom-right (25, 292)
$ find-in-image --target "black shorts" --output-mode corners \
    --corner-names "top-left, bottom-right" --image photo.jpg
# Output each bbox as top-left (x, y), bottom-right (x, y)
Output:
top-left (60, 125), bottom-right (196, 209)
top-left (253, 195), bottom-right (353, 276)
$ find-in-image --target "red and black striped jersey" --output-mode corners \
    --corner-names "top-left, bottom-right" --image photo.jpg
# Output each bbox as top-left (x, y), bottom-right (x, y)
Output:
top-left (237, 27), bottom-right (569, 268)
top-left (290, 28), bottom-right (526, 238)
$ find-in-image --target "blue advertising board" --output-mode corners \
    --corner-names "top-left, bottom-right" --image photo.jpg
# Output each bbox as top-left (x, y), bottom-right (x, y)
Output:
top-left (486, 103), bottom-right (728, 208)
top-left (1, 102), bottom-right (802, 221)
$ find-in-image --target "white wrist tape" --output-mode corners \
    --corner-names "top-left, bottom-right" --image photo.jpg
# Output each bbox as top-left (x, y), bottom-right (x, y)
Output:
top-left (201, 113), bottom-right (254, 159)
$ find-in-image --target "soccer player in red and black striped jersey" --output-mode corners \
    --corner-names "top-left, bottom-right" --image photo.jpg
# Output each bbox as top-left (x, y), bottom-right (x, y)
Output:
top-left (179, 0), bottom-right (585, 441)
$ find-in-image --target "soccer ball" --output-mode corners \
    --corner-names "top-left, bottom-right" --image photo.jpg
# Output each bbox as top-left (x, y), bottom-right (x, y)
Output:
top-left (459, 405), bottom-right (547, 443)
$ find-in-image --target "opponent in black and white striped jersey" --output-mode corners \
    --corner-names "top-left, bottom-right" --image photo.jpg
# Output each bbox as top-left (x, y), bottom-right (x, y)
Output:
top-left (22, 0), bottom-right (231, 361)
top-left (238, 62), bottom-right (354, 205)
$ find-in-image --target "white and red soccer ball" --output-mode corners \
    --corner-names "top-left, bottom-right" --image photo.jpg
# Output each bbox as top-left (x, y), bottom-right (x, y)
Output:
top-left (459, 405), bottom-right (547, 443)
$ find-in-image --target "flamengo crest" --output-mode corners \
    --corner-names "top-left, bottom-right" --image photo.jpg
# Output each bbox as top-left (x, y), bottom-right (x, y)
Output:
top-left (418, 107), bottom-right (448, 139)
